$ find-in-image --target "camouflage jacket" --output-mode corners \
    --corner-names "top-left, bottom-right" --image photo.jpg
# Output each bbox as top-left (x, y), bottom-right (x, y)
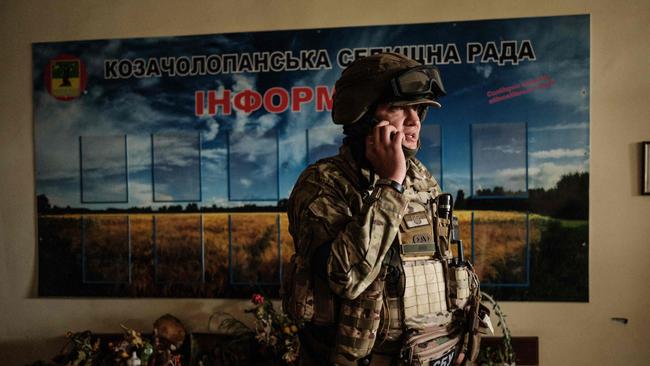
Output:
top-left (288, 143), bottom-right (441, 300)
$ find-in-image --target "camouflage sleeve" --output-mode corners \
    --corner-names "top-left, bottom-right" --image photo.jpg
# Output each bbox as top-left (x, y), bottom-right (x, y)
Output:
top-left (326, 186), bottom-right (408, 299)
top-left (289, 167), bottom-right (409, 300)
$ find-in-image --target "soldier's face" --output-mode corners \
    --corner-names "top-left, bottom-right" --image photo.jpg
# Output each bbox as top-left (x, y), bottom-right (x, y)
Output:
top-left (374, 104), bottom-right (421, 149)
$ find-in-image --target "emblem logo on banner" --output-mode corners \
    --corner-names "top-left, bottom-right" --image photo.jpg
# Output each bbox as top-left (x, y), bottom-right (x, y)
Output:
top-left (45, 54), bottom-right (87, 101)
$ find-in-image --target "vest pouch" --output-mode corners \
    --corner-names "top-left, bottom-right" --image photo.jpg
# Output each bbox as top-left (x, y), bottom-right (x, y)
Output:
top-left (448, 265), bottom-right (471, 310)
top-left (282, 254), bottom-right (314, 322)
top-left (401, 325), bottom-right (462, 366)
top-left (333, 269), bottom-right (386, 363)
top-left (434, 216), bottom-right (453, 259)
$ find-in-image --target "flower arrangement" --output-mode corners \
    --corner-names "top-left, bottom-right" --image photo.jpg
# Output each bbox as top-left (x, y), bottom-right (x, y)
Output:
top-left (27, 315), bottom-right (185, 366)
top-left (28, 327), bottom-right (154, 366)
top-left (108, 324), bottom-right (154, 363)
top-left (248, 294), bottom-right (301, 364)
top-left (53, 330), bottom-right (99, 366)
top-left (213, 293), bottom-right (302, 365)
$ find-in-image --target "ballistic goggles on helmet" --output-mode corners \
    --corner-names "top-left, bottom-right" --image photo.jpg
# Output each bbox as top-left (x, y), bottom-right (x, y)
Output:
top-left (332, 53), bottom-right (446, 126)
top-left (389, 65), bottom-right (447, 102)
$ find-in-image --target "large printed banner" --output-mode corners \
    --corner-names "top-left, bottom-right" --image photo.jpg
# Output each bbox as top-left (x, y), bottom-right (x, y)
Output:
top-left (34, 15), bottom-right (589, 301)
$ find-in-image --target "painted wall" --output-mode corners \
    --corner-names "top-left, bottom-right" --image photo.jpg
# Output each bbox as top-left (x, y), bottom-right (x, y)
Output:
top-left (0, 0), bottom-right (648, 364)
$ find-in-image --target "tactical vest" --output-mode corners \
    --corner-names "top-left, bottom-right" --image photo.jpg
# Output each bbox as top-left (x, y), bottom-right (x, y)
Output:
top-left (380, 187), bottom-right (477, 366)
top-left (283, 162), bottom-right (485, 366)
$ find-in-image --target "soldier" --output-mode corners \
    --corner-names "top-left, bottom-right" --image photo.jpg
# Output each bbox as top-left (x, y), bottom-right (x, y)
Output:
top-left (283, 53), bottom-right (487, 366)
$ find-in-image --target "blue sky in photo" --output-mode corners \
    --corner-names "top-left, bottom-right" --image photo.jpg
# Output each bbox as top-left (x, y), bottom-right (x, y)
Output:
top-left (33, 15), bottom-right (589, 209)
top-left (471, 123), bottom-right (527, 195)
top-left (419, 124), bottom-right (442, 185)
top-left (152, 133), bottom-right (202, 202)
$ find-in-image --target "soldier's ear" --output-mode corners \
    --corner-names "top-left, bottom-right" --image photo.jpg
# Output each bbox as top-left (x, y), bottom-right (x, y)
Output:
top-left (417, 105), bottom-right (429, 121)
top-left (342, 111), bottom-right (379, 138)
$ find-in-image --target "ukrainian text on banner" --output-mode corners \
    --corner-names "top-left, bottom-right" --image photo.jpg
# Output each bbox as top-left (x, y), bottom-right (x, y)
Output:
top-left (34, 15), bottom-right (589, 301)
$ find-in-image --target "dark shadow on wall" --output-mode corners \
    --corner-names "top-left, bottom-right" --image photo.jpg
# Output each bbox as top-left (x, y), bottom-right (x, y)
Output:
top-left (0, 336), bottom-right (64, 365)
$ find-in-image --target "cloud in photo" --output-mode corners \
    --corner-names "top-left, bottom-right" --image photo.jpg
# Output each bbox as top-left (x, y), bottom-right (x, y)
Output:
top-left (473, 168), bottom-right (526, 193)
top-left (153, 134), bottom-right (200, 168)
top-left (474, 64), bottom-right (493, 79)
top-left (529, 161), bottom-right (587, 189)
top-left (529, 122), bottom-right (588, 132)
top-left (482, 144), bottom-right (523, 155)
top-left (530, 148), bottom-right (587, 159)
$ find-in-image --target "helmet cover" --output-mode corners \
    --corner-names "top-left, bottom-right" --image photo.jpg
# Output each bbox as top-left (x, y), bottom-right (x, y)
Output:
top-left (332, 52), bottom-right (442, 125)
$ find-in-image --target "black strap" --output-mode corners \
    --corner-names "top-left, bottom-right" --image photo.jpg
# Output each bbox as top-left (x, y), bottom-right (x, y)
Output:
top-left (338, 334), bottom-right (373, 349)
top-left (340, 313), bottom-right (378, 330)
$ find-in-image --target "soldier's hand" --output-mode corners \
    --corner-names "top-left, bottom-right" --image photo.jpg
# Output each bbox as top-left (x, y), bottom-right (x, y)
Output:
top-left (365, 120), bottom-right (407, 183)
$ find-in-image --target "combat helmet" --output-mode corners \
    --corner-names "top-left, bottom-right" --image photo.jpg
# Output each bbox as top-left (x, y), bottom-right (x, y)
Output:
top-left (332, 52), bottom-right (446, 128)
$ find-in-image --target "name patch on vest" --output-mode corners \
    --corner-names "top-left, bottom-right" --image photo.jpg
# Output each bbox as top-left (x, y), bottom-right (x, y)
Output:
top-left (400, 201), bottom-right (435, 255)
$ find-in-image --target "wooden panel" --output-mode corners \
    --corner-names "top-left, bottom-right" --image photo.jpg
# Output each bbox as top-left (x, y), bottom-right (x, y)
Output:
top-left (480, 336), bottom-right (539, 365)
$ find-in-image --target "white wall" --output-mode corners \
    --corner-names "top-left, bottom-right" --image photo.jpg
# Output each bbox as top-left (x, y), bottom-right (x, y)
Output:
top-left (1, 0), bottom-right (649, 364)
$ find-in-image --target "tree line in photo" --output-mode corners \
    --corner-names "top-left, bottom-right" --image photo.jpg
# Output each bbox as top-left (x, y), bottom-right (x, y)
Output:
top-left (37, 172), bottom-right (588, 220)
top-left (456, 172), bottom-right (588, 220)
